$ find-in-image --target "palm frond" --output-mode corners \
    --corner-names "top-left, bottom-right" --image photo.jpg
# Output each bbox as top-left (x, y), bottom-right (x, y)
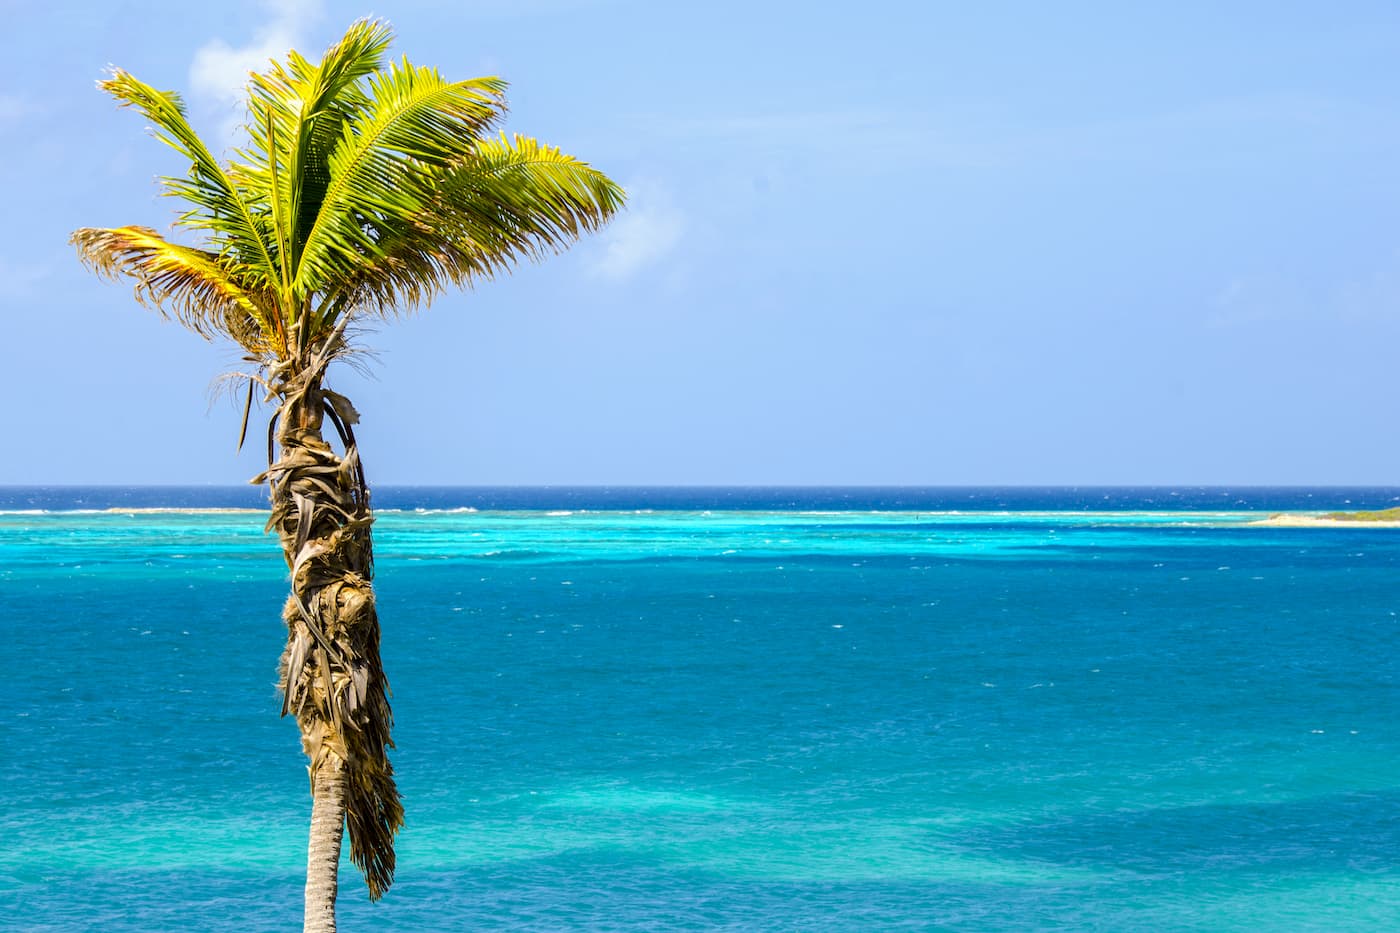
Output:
top-left (438, 132), bottom-right (625, 264)
top-left (72, 225), bottom-right (277, 350)
top-left (234, 19), bottom-right (394, 289)
top-left (316, 134), bottom-right (624, 325)
top-left (98, 71), bottom-right (281, 290)
top-left (291, 63), bottom-right (509, 297)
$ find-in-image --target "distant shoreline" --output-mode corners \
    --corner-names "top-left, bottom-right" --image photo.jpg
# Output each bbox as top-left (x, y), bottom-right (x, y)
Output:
top-left (1248, 513), bottom-right (1400, 527)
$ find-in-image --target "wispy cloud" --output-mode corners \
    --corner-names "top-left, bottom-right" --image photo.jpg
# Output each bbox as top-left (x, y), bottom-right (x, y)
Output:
top-left (1208, 275), bottom-right (1310, 329)
top-left (640, 92), bottom-right (1400, 173)
top-left (1209, 246), bottom-right (1400, 330)
top-left (589, 181), bottom-right (684, 281)
top-left (188, 0), bottom-right (324, 145)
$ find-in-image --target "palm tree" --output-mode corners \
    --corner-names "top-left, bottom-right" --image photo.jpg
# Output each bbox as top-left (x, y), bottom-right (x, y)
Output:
top-left (72, 20), bottom-right (622, 932)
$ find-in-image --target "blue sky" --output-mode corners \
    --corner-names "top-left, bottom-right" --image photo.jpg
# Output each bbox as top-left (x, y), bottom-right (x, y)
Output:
top-left (5, 1), bottom-right (1400, 484)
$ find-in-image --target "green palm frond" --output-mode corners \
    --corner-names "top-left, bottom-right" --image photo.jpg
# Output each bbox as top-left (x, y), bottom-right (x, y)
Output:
top-left (98, 71), bottom-right (281, 292)
top-left (322, 133), bottom-right (625, 322)
top-left (441, 132), bottom-right (625, 262)
top-left (72, 225), bottom-right (277, 350)
top-left (234, 19), bottom-right (394, 289)
top-left (289, 64), bottom-right (509, 299)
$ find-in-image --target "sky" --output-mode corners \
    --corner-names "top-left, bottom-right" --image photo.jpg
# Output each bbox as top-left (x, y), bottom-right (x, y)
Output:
top-left (4, 0), bottom-right (1400, 485)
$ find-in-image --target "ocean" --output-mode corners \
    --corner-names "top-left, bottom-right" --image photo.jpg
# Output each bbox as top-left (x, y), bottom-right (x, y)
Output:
top-left (2, 487), bottom-right (1398, 931)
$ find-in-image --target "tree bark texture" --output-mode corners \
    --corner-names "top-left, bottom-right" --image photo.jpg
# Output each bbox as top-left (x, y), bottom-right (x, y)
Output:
top-left (304, 759), bottom-right (347, 933)
top-left (262, 376), bottom-right (403, 930)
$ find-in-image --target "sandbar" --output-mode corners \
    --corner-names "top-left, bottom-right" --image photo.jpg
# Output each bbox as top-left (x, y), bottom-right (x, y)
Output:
top-left (1247, 513), bottom-right (1400, 528)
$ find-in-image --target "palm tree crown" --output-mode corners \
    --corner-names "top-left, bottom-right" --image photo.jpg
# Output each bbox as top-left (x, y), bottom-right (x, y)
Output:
top-left (74, 18), bottom-right (622, 367)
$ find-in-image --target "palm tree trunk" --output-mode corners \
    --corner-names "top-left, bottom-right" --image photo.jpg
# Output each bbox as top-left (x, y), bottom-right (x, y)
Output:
top-left (304, 759), bottom-right (347, 933)
top-left (261, 377), bottom-right (403, 932)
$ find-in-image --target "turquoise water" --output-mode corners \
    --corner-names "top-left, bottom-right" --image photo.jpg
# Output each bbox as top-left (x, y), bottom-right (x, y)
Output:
top-left (3, 497), bottom-right (1399, 929)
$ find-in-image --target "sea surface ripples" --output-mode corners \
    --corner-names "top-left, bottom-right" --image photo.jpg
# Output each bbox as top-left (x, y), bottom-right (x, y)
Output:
top-left (2, 490), bottom-right (1398, 930)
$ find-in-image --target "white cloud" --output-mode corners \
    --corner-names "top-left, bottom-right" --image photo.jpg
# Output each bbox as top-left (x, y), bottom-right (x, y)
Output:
top-left (590, 182), bottom-right (684, 281)
top-left (188, 0), bottom-right (323, 144)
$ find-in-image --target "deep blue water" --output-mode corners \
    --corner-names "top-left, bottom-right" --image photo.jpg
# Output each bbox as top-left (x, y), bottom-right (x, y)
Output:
top-left (4, 484), bottom-right (1400, 512)
top-left (2, 488), bottom-right (1399, 930)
